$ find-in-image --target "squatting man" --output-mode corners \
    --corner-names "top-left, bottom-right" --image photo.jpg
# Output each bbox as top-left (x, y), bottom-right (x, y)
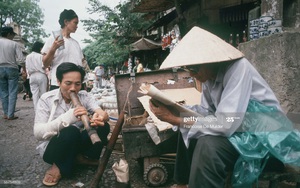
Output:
top-left (34, 62), bottom-right (109, 186)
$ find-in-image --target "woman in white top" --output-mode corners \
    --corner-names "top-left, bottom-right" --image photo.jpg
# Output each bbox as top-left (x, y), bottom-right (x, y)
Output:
top-left (25, 41), bottom-right (47, 111)
top-left (41, 9), bottom-right (84, 90)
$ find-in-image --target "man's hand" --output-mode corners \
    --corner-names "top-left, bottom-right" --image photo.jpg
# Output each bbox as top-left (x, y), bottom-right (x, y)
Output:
top-left (73, 106), bottom-right (88, 120)
top-left (90, 109), bottom-right (109, 127)
top-left (149, 99), bottom-right (181, 125)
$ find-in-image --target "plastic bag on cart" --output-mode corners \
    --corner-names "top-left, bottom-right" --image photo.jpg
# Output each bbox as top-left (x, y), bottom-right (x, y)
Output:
top-left (229, 99), bottom-right (300, 187)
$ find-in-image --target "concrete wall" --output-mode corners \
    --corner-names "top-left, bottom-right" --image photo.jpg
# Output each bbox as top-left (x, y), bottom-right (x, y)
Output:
top-left (261, 0), bottom-right (300, 28)
top-left (239, 31), bottom-right (300, 115)
top-left (282, 0), bottom-right (300, 28)
top-left (261, 0), bottom-right (283, 19)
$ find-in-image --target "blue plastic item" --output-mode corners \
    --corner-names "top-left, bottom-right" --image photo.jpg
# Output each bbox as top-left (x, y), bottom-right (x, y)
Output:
top-left (229, 100), bottom-right (300, 187)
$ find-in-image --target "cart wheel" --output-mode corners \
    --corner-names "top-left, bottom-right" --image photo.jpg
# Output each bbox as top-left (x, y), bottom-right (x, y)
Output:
top-left (143, 163), bottom-right (168, 187)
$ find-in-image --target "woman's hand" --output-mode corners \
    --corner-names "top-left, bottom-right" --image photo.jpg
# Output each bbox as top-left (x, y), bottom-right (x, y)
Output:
top-left (52, 36), bottom-right (64, 50)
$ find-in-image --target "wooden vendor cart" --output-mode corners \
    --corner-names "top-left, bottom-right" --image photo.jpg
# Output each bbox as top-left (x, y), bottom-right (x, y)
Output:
top-left (115, 68), bottom-right (198, 187)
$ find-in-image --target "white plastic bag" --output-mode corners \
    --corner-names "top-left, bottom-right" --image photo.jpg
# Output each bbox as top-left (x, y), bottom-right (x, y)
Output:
top-left (112, 159), bottom-right (129, 183)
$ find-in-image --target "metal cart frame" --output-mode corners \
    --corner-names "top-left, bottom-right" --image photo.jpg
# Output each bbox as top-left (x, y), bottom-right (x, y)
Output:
top-left (115, 69), bottom-right (195, 186)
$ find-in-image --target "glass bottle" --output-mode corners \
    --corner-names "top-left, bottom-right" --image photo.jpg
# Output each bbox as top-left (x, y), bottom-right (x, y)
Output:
top-left (236, 34), bottom-right (240, 47)
top-left (229, 34), bottom-right (233, 45)
top-left (242, 30), bottom-right (247, 42)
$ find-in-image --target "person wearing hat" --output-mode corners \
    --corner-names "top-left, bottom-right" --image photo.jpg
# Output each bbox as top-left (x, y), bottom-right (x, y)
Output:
top-left (41, 9), bottom-right (84, 91)
top-left (149, 27), bottom-right (296, 187)
top-left (0, 26), bottom-right (24, 120)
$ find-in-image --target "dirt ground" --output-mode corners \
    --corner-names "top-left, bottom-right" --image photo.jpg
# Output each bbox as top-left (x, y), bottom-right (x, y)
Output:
top-left (0, 93), bottom-right (299, 187)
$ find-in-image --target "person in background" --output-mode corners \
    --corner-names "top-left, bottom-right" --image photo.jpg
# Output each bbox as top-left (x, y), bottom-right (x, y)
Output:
top-left (120, 60), bottom-right (128, 74)
top-left (34, 62), bottom-right (110, 186)
top-left (25, 41), bottom-right (47, 111)
top-left (0, 26), bottom-right (24, 120)
top-left (41, 9), bottom-right (84, 90)
top-left (21, 63), bottom-right (32, 101)
top-left (109, 72), bottom-right (115, 85)
top-left (82, 54), bottom-right (90, 73)
top-left (93, 64), bottom-right (105, 88)
top-left (135, 57), bottom-right (143, 73)
top-left (81, 54), bottom-right (90, 91)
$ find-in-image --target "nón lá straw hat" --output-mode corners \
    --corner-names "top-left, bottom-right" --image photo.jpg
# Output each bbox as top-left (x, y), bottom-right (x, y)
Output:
top-left (159, 26), bottom-right (244, 69)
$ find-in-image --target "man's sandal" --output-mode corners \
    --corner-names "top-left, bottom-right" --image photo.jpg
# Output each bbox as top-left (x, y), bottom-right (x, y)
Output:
top-left (42, 172), bottom-right (61, 186)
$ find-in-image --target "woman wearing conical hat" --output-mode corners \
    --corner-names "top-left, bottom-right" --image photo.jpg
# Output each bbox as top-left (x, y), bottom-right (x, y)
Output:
top-left (149, 27), bottom-right (295, 187)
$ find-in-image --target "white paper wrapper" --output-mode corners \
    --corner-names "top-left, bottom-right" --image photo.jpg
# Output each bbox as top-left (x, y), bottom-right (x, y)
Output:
top-left (52, 30), bottom-right (65, 50)
top-left (112, 159), bottom-right (129, 183)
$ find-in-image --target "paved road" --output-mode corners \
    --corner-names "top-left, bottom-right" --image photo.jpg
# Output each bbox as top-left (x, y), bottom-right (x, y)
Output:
top-left (0, 93), bottom-right (174, 188)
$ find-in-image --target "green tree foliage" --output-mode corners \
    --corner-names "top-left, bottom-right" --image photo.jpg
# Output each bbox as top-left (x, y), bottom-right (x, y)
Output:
top-left (82, 0), bottom-right (152, 67)
top-left (0, 0), bottom-right (47, 47)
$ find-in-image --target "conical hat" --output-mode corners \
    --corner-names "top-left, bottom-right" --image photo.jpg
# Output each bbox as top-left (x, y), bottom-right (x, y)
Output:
top-left (160, 26), bottom-right (244, 69)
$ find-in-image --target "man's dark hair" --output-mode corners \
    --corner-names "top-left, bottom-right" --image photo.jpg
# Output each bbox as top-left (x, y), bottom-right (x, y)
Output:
top-left (1, 26), bottom-right (16, 37)
top-left (31, 41), bottom-right (44, 53)
top-left (58, 9), bottom-right (78, 28)
top-left (56, 62), bottom-right (85, 82)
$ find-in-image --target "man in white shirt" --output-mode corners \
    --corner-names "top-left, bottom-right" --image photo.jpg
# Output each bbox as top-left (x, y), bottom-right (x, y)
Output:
top-left (149, 27), bottom-right (288, 188)
top-left (34, 62), bottom-right (109, 186)
top-left (93, 64), bottom-right (105, 88)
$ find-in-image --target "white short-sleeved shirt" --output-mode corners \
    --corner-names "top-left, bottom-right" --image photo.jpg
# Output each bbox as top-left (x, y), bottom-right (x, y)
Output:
top-left (41, 36), bottom-right (83, 86)
top-left (94, 66), bottom-right (104, 77)
top-left (25, 52), bottom-right (45, 75)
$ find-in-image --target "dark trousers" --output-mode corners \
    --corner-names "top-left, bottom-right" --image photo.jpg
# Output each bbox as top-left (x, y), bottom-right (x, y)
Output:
top-left (43, 123), bottom-right (110, 177)
top-left (23, 79), bottom-right (32, 98)
top-left (174, 134), bottom-right (239, 188)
